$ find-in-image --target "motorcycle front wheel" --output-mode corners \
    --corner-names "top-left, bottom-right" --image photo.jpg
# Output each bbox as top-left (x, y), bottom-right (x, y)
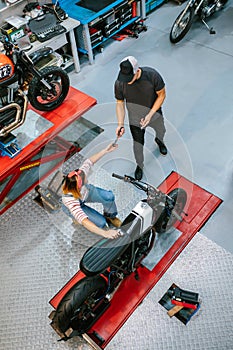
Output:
top-left (51, 275), bottom-right (107, 337)
top-left (155, 188), bottom-right (187, 233)
top-left (170, 7), bottom-right (195, 43)
top-left (28, 66), bottom-right (70, 111)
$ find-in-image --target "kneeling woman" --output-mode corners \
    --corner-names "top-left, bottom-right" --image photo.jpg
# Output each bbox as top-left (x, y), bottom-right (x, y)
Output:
top-left (62, 143), bottom-right (121, 239)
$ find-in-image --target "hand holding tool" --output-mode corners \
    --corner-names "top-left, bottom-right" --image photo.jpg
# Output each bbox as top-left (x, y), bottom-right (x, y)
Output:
top-left (112, 127), bottom-right (124, 146)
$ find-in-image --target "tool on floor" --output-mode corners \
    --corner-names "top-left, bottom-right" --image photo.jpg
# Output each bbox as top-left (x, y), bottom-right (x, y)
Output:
top-left (34, 170), bottom-right (63, 212)
top-left (159, 283), bottom-right (200, 323)
top-left (167, 285), bottom-right (199, 317)
top-left (169, 286), bottom-right (199, 307)
top-left (167, 305), bottom-right (183, 317)
top-left (171, 299), bottom-right (197, 310)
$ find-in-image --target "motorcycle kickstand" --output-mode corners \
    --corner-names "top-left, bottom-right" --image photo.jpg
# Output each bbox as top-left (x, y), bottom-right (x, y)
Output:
top-left (201, 18), bottom-right (216, 34)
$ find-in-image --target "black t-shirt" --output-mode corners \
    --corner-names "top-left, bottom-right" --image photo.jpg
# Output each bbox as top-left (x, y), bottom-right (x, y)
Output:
top-left (114, 67), bottom-right (165, 122)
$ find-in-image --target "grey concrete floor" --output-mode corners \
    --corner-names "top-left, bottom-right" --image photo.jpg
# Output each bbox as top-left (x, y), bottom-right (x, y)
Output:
top-left (0, 2), bottom-right (233, 350)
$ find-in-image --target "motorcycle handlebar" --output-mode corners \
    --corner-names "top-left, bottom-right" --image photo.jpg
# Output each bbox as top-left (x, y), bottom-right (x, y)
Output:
top-left (112, 173), bottom-right (125, 180)
top-left (112, 173), bottom-right (148, 192)
top-left (112, 173), bottom-right (137, 183)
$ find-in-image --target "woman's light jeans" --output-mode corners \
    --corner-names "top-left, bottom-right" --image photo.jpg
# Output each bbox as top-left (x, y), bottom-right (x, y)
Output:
top-left (61, 184), bottom-right (118, 228)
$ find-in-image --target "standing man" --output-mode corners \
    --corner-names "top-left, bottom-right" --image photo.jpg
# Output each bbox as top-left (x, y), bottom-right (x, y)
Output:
top-left (114, 56), bottom-right (167, 180)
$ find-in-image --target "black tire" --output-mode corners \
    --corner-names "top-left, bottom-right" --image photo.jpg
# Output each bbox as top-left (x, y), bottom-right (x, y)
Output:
top-left (170, 7), bottom-right (195, 43)
top-left (155, 188), bottom-right (187, 233)
top-left (51, 275), bottom-right (107, 335)
top-left (28, 66), bottom-right (69, 111)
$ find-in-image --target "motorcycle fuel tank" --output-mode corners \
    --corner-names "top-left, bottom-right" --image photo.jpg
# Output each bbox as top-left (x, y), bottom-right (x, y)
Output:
top-left (132, 200), bottom-right (153, 233)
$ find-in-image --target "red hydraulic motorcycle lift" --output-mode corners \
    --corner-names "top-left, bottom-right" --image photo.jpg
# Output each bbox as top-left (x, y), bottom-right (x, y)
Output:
top-left (49, 171), bottom-right (222, 350)
top-left (0, 86), bottom-right (96, 215)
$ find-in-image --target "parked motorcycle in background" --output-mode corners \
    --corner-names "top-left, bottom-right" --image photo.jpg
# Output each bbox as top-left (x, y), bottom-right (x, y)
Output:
top-left (0, 35), bottom-right (70, 138)
top-left (169, 0), bottom-right (228, 43)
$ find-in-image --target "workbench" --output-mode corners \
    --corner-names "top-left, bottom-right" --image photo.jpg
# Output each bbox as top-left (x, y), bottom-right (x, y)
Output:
top-left (57, 0), bottom-right (146, 64)
top-left (27, 17), bottom-right (81, 73)
top-left (145, 0), bottom-right (166, 14)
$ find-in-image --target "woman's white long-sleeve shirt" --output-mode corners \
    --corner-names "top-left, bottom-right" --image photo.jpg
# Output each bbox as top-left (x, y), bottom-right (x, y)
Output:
top-left (62, 158), bottom-right (93, 223)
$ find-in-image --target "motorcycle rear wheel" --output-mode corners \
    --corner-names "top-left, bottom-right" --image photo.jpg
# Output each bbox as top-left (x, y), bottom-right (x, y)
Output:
top-left (155, 188), bottom-right (187, 233)
top-left (28, 66), bottom-right (69, 111)
top-left (170, 7), bottom-right (195, 43)
top-left (51, 275), bottom-right (107, 336)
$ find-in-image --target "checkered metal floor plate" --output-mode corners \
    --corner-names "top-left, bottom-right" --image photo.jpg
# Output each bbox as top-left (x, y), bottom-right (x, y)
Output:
top-left (0, 153), bottom-right (233, 350)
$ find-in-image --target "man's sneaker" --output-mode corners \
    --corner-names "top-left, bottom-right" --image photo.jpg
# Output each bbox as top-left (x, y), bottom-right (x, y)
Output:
top-left (135, 165), bottom-right (143, 180)
top-left (106, 217), bottom-right (122, 228)
top-left (155, 137), bottom-right (167, 156)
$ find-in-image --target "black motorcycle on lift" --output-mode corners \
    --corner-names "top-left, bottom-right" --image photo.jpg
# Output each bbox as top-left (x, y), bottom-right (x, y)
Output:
top-left (50, 173), bottom-right (187, 340)
top-left (0, 34), bottom-right (69, 139)
top-left (169, 0), bottom-right (228, 43)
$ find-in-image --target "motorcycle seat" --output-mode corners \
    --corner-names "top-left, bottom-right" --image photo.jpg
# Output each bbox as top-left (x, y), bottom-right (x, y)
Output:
top-left (80, 233), bottom-right (132, 276)
top-left (29, 47), bottom-right (53, 64)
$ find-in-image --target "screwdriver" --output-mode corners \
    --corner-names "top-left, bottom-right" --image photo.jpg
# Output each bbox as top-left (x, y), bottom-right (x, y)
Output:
top-left (112, 127), bottom-right (124, 146)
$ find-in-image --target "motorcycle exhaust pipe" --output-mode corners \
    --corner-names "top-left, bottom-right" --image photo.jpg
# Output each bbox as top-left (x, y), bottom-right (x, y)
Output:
top-left (105, 277), bottom-right (124, 301)
top-left (0, 91), bottom-right (28, 137)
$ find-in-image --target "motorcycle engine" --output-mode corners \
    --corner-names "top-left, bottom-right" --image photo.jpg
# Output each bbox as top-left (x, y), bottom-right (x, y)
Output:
top-left (202, 0), bottom-right (222, 17)
top-left (0, 82), bottom-right (18, 104)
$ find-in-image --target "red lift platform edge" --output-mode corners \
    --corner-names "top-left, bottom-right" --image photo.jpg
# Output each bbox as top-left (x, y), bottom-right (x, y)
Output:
top-left (0, 86), bottom-right (97, 215)
top-left (49, 171), bottom-right (222, 349)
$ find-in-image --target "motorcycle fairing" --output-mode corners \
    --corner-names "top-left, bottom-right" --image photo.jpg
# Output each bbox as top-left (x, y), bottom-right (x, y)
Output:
top-left (0, 54), bottom-right (15, 86)
top-left (132, 200), bottom-right (154, 233)
top-left (0, 53), bottom-right (15, 87)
